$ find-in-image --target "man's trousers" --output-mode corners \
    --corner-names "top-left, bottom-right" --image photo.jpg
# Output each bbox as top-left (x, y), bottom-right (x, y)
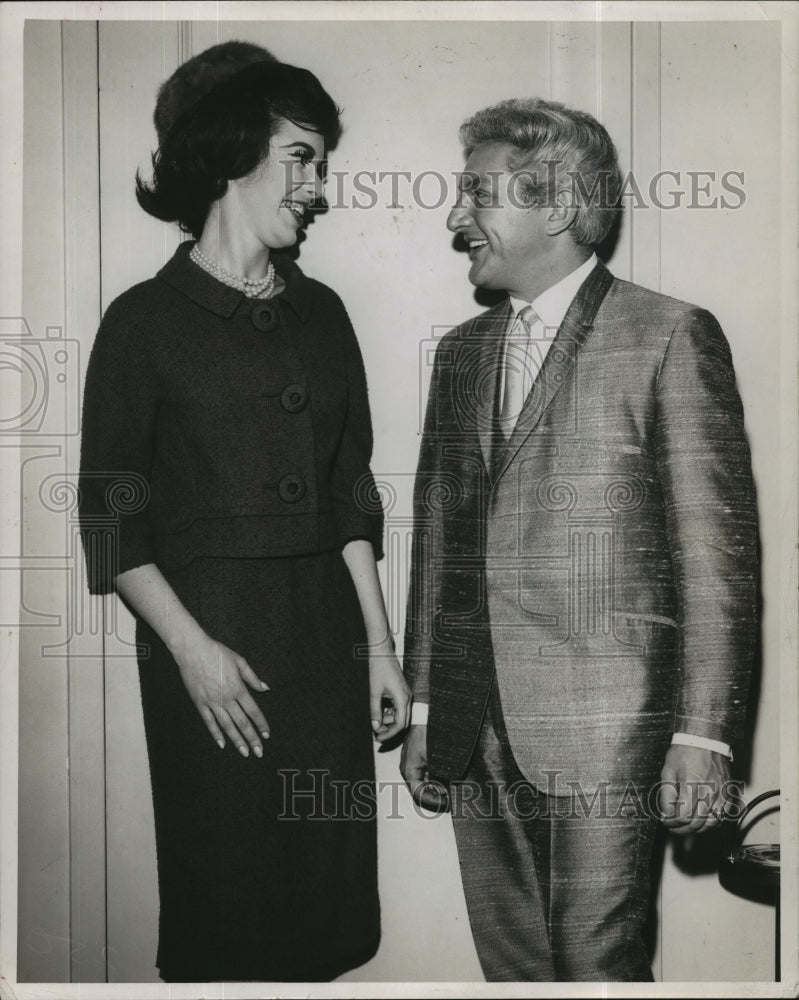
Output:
top-left (450, 680), bottom-right (659, 982)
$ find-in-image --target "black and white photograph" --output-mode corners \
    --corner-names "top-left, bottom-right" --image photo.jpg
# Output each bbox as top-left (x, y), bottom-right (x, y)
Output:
top-left (0, 1), bottom-right (796, 996)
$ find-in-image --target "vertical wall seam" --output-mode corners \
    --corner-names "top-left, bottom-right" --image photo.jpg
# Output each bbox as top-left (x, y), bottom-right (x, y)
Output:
top-left (629, 24), bottom-right (635, 284)
top-left (657, 23), bottom-right (662, 295)
top-left (96, 23), bottom-right (103, 316)
top-left (95, 20), bottom-right (110, 985)
top-left (596, 18), bottom-right (602, 121)
top-left (60, 18), bottom-right (73, 984)
top-left (177, 23), bottom-right (194, 246)
top-left (178, 22), bottom-right (193, 70)
top-left (655, 20), bottom-right (663, 979)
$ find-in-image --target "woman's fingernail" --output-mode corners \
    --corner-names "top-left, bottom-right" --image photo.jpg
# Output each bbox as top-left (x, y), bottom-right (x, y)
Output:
top-left (254, 745), bottom-right (263, 759)
top-left (239, 745), bottom-right (250, 758)
top-left (261, 681), bottom-right (269, 690)
top-left (217, 739), bottom-right (225, 750)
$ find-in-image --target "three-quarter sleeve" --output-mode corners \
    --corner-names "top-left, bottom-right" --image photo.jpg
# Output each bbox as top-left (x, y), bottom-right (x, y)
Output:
top-left (329, 305), bottom-right (384, 560)
top-left (78, 296), bottom-right (159, 594)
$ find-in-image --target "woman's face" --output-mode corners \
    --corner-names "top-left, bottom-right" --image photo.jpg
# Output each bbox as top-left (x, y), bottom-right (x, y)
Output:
top-left (230, 118), bottom-right (326, 251)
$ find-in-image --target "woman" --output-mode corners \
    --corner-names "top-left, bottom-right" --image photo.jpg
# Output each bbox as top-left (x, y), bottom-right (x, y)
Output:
top-left (79, 46), bottom-right (409, 983)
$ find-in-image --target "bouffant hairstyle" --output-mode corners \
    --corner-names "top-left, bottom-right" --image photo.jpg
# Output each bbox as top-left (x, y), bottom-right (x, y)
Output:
top-left (153, 41), bottom-right (277, 148)
top-left (460, 98), bottom-right (621, 246)
top-left (137, 60), bottom-right (341, 239)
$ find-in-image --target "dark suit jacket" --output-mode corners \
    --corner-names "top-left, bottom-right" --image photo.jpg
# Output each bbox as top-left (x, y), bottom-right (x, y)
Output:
top-left (404, 262), bottom-right (758, 793)
top-left (79, 241), bottom-right (383, 594)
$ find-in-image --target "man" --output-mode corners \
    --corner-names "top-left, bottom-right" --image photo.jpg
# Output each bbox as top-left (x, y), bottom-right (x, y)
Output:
top-left (401, 98), bottom-right (758, 982)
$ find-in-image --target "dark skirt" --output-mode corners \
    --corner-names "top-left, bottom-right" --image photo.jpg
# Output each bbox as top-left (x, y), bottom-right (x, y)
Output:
top-left (136, 551), bottom-right (380, 982)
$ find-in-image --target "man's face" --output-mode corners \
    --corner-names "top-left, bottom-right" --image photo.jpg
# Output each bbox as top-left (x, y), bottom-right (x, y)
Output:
top-left (446, 142), bottom-right (552, 300)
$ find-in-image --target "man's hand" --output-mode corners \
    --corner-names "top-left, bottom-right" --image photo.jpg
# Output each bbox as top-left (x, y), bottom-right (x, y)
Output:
top-left (400, 724), bottom-right (450, 813)
top-left (659, 744), bottom-right (732, 835)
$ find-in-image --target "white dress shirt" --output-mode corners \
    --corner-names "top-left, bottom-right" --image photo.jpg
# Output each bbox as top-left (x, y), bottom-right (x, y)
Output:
top-left (501, 253), bottom-right (599, 419)
top-left (410, 254), bottom-right (731, 760)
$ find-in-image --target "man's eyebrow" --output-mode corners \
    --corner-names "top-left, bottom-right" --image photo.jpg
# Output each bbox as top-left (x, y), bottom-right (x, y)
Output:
top-left (457, 170), bottom-right (483, 190)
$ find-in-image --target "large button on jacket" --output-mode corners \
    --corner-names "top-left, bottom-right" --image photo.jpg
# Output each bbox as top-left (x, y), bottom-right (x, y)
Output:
top-left (78, 241), bottom-right (384, 593)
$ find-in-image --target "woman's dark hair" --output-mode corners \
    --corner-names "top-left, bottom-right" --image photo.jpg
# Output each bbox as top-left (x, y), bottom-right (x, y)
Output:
top-left (136, 61), bottom-right (342, 239)
top-left (153, 41), bottom-right (277, 148)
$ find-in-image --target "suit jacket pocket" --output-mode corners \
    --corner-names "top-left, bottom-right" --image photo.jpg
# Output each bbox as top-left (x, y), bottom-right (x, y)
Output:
top-left (620, 611), bottom-right (678, 629)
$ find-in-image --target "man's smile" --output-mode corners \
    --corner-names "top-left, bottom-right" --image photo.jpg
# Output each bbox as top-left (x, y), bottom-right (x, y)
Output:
top-left (466, 236), bottom-right (489, 258)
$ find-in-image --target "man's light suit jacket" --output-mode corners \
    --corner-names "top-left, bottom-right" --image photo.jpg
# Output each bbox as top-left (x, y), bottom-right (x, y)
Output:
top-left (404, 261), bottom-right (758, 794)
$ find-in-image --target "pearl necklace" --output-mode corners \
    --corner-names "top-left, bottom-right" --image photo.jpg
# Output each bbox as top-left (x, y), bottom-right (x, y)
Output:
top-left (190, 243), bottom-right (276, 299)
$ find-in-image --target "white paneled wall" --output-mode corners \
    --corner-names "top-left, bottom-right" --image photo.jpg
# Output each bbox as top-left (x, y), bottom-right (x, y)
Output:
top-left (18, 15), bottom-right (785, 987)
top-left (18, 19), bottom-right (71, 983)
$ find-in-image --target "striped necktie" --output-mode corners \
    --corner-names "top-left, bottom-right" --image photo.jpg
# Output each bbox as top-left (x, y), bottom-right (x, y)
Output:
top-left (499, 304), bottom-right (537, 439)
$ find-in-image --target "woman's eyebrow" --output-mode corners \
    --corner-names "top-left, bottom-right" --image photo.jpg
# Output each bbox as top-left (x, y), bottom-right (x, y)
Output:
top-left (278, 141), bottom-right (318, 154)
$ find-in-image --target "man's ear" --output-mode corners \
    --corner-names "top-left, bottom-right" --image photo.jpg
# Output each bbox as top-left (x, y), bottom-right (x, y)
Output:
top-left (544, 188), bottom-right (578, 236)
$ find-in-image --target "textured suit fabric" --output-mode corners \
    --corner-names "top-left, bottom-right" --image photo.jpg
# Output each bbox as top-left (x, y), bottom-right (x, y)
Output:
top-left (449, 681), bottom-right (555, 982)
top-left (451, 681), bottom-right (657, 982)
top-left (404, 261), bottom-right (758, 794)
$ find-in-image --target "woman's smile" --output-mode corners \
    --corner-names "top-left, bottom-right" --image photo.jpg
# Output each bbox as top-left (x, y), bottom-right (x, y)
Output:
top-left (281, 198), bottom-right (308, 222)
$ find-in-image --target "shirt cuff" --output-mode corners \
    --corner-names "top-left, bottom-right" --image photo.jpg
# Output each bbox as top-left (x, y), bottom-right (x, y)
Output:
top-left (411, 702), bottom-right (429, 726)
top-left (671, 732), bottom-right (733, 761)
top-left (407, 716), bottom-right (732, 756)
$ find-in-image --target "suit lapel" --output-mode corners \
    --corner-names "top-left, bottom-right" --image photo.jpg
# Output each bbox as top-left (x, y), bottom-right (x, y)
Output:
top-left (493, 261), bottom-right (615, 484)
top-left (471, 299), bottom-right (513, 474)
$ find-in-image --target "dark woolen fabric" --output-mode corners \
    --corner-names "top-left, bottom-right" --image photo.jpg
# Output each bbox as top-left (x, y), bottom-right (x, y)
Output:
top-left (139, 554), bottom-right (379, 982)
top-left (79, 244), bottom-right (383, 981)
top-left (79, 241), bottom-right (384, 594)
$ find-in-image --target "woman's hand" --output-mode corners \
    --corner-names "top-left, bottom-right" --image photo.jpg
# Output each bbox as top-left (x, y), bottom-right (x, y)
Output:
top-left (368, 641), bottom-right (411, 742)
top-left (171, 631), bottom-right (270, 758)
top-left (339, 540), bottom-right (411, 742)
top-left (114, 564), bottom-right (269, 757)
